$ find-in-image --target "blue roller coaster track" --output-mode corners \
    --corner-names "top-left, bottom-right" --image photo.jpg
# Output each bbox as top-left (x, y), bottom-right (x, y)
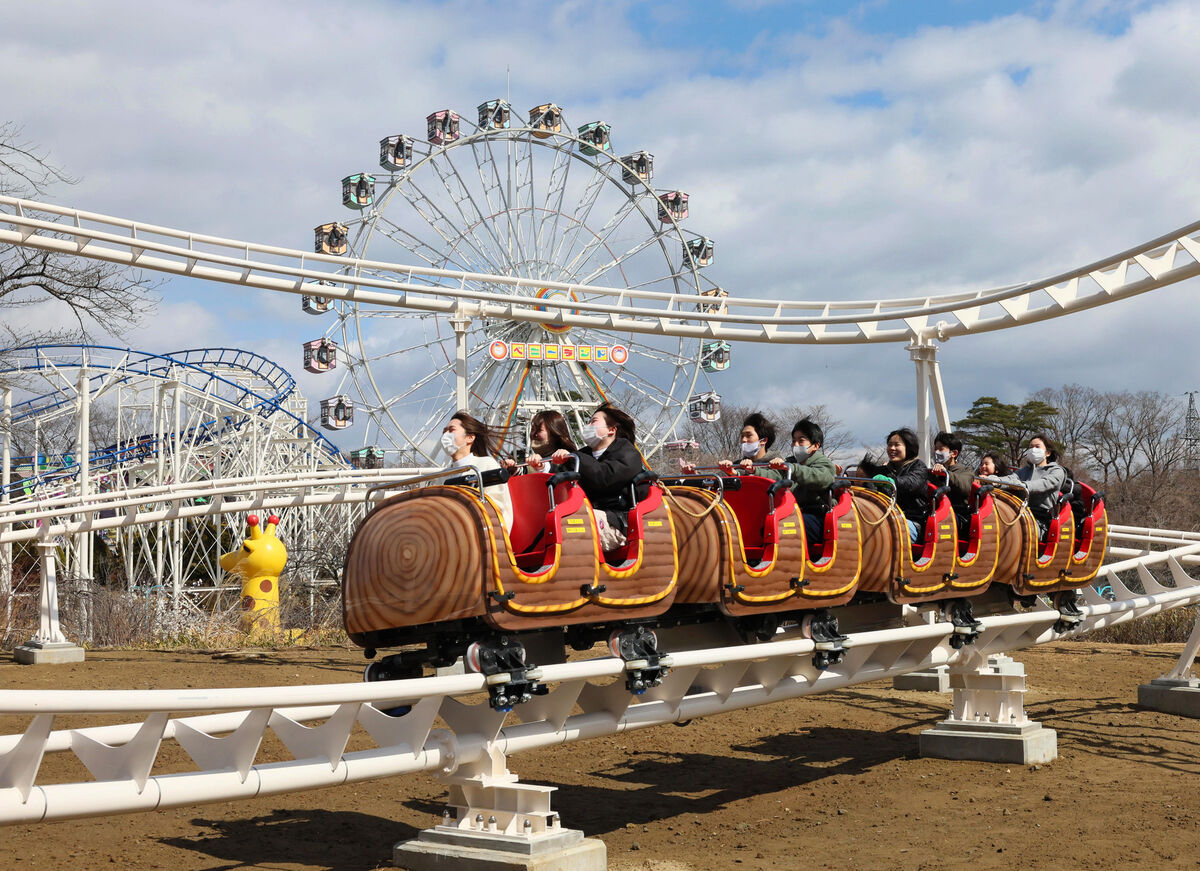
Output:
top-left (0, 345), bottom-right (342, 497)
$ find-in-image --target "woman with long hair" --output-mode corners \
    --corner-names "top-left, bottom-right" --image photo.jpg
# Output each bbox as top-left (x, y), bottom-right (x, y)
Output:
top-left (550, 403), bottom-right (647, 551)
top-left (441, 410), bottom-right (513, 529)
top-left (526, 409), bottom-right (577, 472)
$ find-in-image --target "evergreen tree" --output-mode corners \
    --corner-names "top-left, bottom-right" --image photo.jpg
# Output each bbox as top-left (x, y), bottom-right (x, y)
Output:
top-left (952, 396), bottom-right (1057, 465)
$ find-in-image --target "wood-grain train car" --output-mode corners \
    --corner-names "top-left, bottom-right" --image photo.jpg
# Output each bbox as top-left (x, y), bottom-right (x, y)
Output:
top-left (343, 463), bottom-right (1106, 709)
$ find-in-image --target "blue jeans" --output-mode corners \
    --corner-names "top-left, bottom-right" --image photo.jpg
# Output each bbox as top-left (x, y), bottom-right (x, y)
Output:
top-left (906, 518), bottom-right (920, 543)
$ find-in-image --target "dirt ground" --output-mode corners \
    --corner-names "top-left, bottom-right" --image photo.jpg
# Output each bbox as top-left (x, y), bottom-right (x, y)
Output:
top-left (0, 642), bottom-right (1197, 871)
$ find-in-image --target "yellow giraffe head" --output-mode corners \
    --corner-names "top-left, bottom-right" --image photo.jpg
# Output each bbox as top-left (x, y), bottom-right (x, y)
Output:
top-left (220, 514), bottom-right (287, 632)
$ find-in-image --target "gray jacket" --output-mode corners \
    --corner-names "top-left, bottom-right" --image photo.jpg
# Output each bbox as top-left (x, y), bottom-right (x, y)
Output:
top-left (993, 461), bottom-right (1065, 517)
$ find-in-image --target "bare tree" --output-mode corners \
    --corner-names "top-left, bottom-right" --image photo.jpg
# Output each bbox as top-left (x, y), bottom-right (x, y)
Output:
top-left (1031, 383), bottom-right (1104, 471)
top-left (0, 122), bottom-right (157, 346)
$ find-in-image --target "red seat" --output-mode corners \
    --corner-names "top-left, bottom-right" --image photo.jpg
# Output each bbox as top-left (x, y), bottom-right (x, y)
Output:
top-left (809, 485), bottom-right (851, 565)
top-left (1072, 482), bottom-right (1103, 557)
top-left (720, 475), bottom-right (795, 567)
top-left (912, 483), bottom-right (953, 564)
top-left (602, 482), bottom-right (664, 565)
top-left (506, 472), bottom-right (583, 571)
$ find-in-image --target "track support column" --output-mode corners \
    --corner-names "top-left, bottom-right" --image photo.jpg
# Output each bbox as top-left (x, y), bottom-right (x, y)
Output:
top-left (14, 540), bottom-right (85, 664)
top-left (1137, 609), bottom-right (1200, 717)
top-left (394, 744), bottom-right (605, 870)
top-left (451, 308), bottom-right (471, 413)
top-left (919, 652), bottom-right (1055, 764)
top-left (908, 338), bottom-right (951, 463)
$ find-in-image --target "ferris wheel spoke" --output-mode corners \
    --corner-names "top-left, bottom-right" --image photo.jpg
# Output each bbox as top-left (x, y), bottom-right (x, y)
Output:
top-left (612, 339), bottom-right (692, 369)
top-left (558, 194), bottom-right (642, 278)
top-left (511, 135), bottom-right (538, 267)
top-left (477, 136), bottom-right (534, 271)
top-left (532, 146), bottom-right (573, 279)
top-left (372, 216), bottom-right (473, 273)
top-left (431, 150), bottom-right (520, 274)
top-left (603, 359), bottom-right (683, 408)
top-left (547, 162), bottom-right (610, 276)
top-left (398, 180), bottom-right (498, 273)
top-left (577, 226), bottom-right (674, 287)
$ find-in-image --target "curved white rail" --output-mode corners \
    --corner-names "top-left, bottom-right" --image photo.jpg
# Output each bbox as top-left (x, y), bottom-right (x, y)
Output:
top-left (2, 197), bottom-right (1199, 343)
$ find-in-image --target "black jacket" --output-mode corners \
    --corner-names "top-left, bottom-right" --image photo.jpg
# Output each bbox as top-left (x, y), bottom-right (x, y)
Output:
top-left (862, 456), bottom-right (930, 525)
top-left (577, 438), bottom-right (648, 527)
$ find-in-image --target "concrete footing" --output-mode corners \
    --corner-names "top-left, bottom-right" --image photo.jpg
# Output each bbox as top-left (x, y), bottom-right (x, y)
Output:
top-left (394, 827), bottom-right (605, 870)
top-left (1137, 677), bottom-right (1200, 719)
top-left (893, 666), bottom-right (950, 692)
top-left (920, 719), bottom-right (1057, 764)
top-left (14, 639), bottom-right (85, 665)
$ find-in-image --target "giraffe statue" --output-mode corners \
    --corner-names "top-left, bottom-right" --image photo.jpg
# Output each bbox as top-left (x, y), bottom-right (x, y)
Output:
top-left (220, 514), bottom-right (287, 635)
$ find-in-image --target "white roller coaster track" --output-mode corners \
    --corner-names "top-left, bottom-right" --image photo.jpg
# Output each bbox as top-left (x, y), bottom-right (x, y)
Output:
top-left (2, 196), bottom-right (1200, 344)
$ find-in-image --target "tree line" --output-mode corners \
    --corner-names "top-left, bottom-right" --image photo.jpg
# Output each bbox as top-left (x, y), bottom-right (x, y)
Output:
top-left (953, 386), bottom-right (1195, 529)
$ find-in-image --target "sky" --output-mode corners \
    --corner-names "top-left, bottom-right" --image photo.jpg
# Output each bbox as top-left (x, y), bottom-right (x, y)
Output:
top-left (2, 0), bottom-right (1198, 455)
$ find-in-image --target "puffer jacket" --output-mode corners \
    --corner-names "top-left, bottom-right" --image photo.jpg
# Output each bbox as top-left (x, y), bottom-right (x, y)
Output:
top-left (862, 456), bottom-right (930, 525)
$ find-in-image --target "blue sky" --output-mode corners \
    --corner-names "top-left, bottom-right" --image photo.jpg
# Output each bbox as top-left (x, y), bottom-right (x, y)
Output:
top-left (2, 0), bottom-right (1197, 454)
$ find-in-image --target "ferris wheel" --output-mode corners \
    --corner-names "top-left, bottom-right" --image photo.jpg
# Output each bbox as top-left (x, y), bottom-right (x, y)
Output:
top-left (300, 100), bottom-right (729, 464)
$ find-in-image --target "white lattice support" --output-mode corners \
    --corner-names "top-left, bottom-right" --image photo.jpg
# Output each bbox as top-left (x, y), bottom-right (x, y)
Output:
top-left (396, 741), bottom-right (605, 871)
top-left (71, 712), bottom-right (167, 792)
top-left (0, 714), bottom-right (53, 803)
top-left (919, 652), bottom-right (1057, 764)
top-left (450, 308), bottom-right (472, 413)
top-left (14, 542), bottom-right (84, 665)
top-left (1163, 603), bottom-right (1200, 683)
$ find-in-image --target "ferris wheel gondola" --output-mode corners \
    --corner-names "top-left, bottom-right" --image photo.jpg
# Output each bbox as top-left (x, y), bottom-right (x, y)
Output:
top-left (304, 98), bottom-right (726, 463)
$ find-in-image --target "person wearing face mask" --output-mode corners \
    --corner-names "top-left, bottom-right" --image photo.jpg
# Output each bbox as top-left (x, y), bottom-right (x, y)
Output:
top-left (985, 434), bottom-right (1065, 538)
top-left (765, 418), bottom-right (835, 548)
top-left (928, 431), bottom-right (973, 539)
top-left (550, 403), bottom-right (646, 551)
top-left (680, 412), bottom-right (780, 475)
top-left (441, 411), bottom-right (513, 530)
top-left (719, 412), bottom-right (782, 474)
top-left (859, 427), bottom-right (928, 543)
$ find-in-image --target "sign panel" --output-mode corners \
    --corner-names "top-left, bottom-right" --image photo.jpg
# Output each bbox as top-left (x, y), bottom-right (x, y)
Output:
top-left (488, 341), bottom-right (627, 365)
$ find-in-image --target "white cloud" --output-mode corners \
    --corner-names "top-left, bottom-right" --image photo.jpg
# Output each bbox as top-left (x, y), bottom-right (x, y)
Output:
top-left (2, 0), bottom-right (1199, 450)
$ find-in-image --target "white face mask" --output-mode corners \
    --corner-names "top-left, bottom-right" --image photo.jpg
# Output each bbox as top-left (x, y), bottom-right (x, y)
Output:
top-left (583, 422), bottom-right (607, 450)
top-left (1027, 447), bottom-right (1046, 465)
top-left (441, 431), bottom-right (462, 457)
top-left (933, 449), bottom-right (951, 464)
top-left (741, 441), bottom-right (761, 458)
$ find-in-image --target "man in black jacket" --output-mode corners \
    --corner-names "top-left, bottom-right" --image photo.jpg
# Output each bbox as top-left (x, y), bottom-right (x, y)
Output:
top-left (551, 404), bottom-right (647, 550)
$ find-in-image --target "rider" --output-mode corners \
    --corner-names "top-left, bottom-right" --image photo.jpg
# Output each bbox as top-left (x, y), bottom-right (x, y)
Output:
top-left (717, 412), bottom-right (783, 475)
top-left (767, 417), bottom-right (836, 547)
top-left (503, 410), bottom-right (577, 474)
top-left (986, 434), bottom-right (1065, 538)
top-left (929, 431), bottom-right (973, 539)
top-left (860, 427), bottom-right (929, 543)
top-left (551, 404), bottom-right (647, 551)
top-left (442, 411), bottom-right (513, 530)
